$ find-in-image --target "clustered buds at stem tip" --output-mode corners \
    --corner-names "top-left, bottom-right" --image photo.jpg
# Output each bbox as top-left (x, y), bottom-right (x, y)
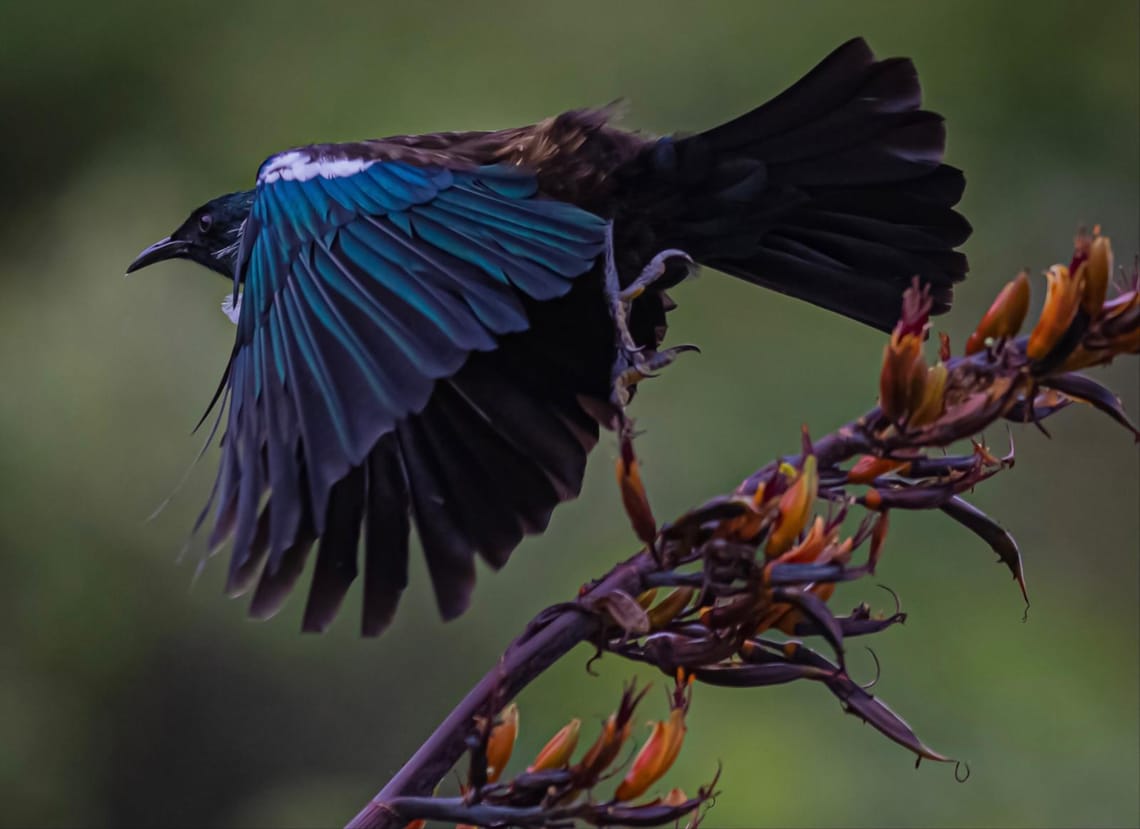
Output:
top-left (877, 280), bottom-right (953, 429)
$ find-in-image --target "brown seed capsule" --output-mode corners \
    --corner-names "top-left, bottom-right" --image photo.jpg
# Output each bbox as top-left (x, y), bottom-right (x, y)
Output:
top-left (965, 271), bottom-right (1031, 355)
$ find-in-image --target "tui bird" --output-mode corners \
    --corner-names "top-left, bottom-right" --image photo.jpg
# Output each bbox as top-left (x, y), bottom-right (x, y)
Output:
top-left (128, 38), bottom-right (970, 636)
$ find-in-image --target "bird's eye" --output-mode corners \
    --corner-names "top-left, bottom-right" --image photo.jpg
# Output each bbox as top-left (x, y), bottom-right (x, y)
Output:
top-left (198, 214), bottom-right (213, 233)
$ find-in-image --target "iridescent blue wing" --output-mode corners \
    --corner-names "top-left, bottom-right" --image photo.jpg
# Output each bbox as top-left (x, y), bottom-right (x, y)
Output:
top-left (205, 145), bottom-right (609, 632)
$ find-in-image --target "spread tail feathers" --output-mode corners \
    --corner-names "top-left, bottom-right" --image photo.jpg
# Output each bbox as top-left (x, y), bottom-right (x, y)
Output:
top-left (635, 37), bottom-right (971, 330)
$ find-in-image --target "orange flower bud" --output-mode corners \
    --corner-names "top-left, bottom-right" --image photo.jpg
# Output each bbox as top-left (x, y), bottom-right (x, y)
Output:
top-left (765, 455), bottom-right (818, 557)
top-left (1028, 265), bottom-right (1083, 361)
top-left (578, 713), bottom-right (632, 780)
top-left (528, 718), bottom-right (581, 772)
top-left (662, 788), bottom-right (689, 807)
top-left (485, 703), bottom-right (518, 783)
top-left (909, 362), bottom-right (948, 426)
top-left (404, 821), bottom-right (425, 829)
top-left (1081, 234), bottom-right (1113, 316)
top-left (616, 437), bottom-right (657, 546)
top-left (614, 707), bottom-right (686, 801)
top-left (880, 330), bottom-right (926, 422)
top-left (847, 455), bottom-right (911, 483)
top-left (647, 587), bottom-right (696, 630)
top-left (965, 271), bottom-right (1031, 355)
top-left (775, 516), bottom-right (829, 565)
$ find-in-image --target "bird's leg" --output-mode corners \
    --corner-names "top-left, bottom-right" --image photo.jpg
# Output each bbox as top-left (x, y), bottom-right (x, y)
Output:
top-left (620, 247), bottom-right (694, 304)
top-left (603, 222), bottom-right (696, 407)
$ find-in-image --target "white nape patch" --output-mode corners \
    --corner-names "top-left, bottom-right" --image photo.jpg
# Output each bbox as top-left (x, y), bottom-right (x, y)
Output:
top-left (222, 293), bottom-right (242, 325)
top-left (258, 150), bottom-right (374, 184)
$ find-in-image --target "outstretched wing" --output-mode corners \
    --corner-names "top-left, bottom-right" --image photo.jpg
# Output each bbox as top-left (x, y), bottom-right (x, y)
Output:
top-left (203, 144), bottom-right (609, 632)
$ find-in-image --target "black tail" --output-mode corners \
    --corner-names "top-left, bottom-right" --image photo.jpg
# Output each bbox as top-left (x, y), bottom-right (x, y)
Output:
top-left (632, 37), bottom-right (971, 331)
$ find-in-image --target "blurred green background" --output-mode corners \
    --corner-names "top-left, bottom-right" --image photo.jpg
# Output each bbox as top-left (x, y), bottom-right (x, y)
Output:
top-left (1, 1), bottom-right (1137, 827)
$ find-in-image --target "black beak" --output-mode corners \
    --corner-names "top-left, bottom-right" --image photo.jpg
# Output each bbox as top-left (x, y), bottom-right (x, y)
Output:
top-left (126, 236), bottom-right (189, 274)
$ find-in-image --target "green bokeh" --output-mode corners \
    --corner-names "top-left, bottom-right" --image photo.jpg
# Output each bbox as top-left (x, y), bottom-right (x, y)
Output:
top-left (1, 2), bottom-right (1137, 826)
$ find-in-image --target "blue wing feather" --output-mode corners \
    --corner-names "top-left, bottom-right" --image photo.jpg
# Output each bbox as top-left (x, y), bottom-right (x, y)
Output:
top-left (208, 151), bottom-right (607, 603)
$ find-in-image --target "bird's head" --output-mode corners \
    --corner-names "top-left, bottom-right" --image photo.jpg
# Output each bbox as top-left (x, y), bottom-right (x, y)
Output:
top-left (127, 190), bottom-right (255, 279)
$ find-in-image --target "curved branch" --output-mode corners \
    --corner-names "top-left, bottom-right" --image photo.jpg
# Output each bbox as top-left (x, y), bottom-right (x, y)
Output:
top-left (345, 268), bottom-right (1139, 829)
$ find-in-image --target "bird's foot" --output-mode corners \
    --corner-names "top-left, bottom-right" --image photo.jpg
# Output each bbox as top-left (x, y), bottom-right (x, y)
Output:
top-left (602, 223), bottom-right (697, 407)
top-left (612, 344), bottom-right (701, 407)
